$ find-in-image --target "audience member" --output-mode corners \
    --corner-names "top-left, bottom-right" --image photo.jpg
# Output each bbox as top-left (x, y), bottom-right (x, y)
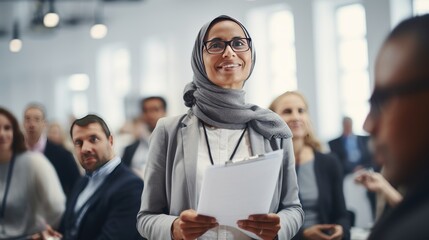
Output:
top-left (137, 15), bottom-right (303, 240)
top-left (328, 116), bottom-right (373, 176)
top-left (270, 91), bottom-right (350, 240)
top-left (23, 103), bottom-right (81, 199)
top-left (364, 14), bottom-right (429, 240)
top-left (47, 121), bottom-right (84, 174)
top-left (0, 107), bottom-right (65, 239)
top-left (60, 114), bottom-right (144, 240)
top-left (122, 96), bottom-right (167, 177)
top-left (329, 117), bottom-right (377, 220)
top-left (47, 121), bottom-right (73, 151)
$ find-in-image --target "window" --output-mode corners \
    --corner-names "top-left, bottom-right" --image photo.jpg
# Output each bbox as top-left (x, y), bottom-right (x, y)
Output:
top-left (247, 5), bottom-right (297, 107)
top-left (72, 93), bottom-right (88, 118)
top-left (413, 0), bottom-right (429, 15)
top-left (97, 45), bottom-right (131, 130)
top-left (69, 73), bottom-right (90, 118)
top-left (335, 3), bottom-right (370, 134)
top-left (268, 10), bottom-right (297, 95)
top-left (141, 38), bottom-right (168, 95)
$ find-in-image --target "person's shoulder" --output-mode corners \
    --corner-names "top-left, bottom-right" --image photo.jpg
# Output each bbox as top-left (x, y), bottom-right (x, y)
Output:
top-left (124, 139), bottom-right (140, 149)
top-left (46, 140), bottom-right (74, 156)
top-left (328, 136), bottom-right (342, 144)
top-left (158, 113), bottom-right (190, 126)
top-left (153, 113), bottom-right (191, 134)
top-left (17, 151), bottom-right (54, 171)
top-left (17, 150), bottom-right (47, 162)
top-left (357, 135), bottom-right (370, 140)
top-left (314, 151), bottom-right (344, 178)
top-left (315, 151), bottom-right (341, 166)
top-left (115, 164), bottom-right (143, 182)
top-left (109, 164), bottom-right (144, 192)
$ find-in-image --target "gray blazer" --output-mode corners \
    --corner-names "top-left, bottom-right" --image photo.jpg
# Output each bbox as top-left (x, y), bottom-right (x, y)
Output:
top-left (137, 112), bottom-right (304, 239)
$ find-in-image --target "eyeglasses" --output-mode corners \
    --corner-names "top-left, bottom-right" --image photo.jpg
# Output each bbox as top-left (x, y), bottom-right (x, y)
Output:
top-left (368, 79), bottom-right (429, 118)
top-left (203, 38), bottom-right (251, 54)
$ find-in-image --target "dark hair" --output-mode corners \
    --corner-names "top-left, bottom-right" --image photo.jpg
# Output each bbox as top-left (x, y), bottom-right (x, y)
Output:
top-left (0, 107), bottom-right (27, 154)
top-left (342, 116), bottom-right (352, 124)
top-left (24, 102), bottom-right (47, 120)
top-left (387, 14), bottom-right (429, 69)
top-left (140, 96), bottom-right (167, 112)
top-left (70, 114), bottom-right (111, 138)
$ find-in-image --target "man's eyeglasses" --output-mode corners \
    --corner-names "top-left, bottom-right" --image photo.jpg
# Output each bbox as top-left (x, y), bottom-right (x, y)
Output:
top-left (203, 38), bottom-right (251, 54)
top-left (369, 79), bottom-right (429, 118)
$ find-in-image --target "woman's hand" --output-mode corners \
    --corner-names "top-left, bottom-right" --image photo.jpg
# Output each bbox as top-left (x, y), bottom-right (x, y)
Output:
top-left (355, 170), bottom-right (402, 207)
top-left (237, 213), bottom-right (280, 240)
top-left (30, 224), bottom-right (62, 240)
top-left (329, 225), bottom-right (343, 240)
top-left (171, 209), bottom-right (218, 240)
top-left (302, 224), bottom-right (343, 240)
top-left (355, 170), bottom-right (386, 193)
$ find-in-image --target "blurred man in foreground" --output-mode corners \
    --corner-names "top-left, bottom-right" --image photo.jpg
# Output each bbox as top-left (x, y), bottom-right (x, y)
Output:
top-left (364, 14), bottom-right (429, 240)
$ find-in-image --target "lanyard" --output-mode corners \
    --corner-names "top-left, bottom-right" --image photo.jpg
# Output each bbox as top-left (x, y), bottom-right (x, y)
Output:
top-left (201, 121), bottom-right (247, 165)
top-left (0, 154), bottom-right (16, 222)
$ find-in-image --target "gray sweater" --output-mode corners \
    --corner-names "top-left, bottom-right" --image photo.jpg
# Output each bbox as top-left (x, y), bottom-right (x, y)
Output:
top-left (0, 151), bottom-right (65, 238)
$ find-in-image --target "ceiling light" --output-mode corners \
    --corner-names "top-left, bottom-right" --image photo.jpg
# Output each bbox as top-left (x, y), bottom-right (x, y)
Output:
top-left (44, 0), bottom-right (60, 28)
top-left (90, 23), bottom-right (108, 39)
top-left (44, 13), bottom-right (59, 27)
top-left (9, 22), bottom-right (22, 53)
top-left (9, 39), bottom-right (22, 53)
top-left (90, 2), bottom-right (108, 39)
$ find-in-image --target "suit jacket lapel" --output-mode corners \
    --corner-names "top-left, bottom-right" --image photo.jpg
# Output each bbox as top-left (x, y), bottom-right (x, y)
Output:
top-left (72, 166), bottom-right (122, 231)
top-left (64, 177), bottom-right (88, 231)
top-left (70, 177), bottom-right (89, 210)
top-left (180, 115), bottom-right (199, 209)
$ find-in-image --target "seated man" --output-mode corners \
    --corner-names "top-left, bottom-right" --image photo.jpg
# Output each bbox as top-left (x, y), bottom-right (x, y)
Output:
top-left (23, 103), bottom-right (81, 199)
top-left (328, 116), bottom-right (373, 176)
top-left (60, 114), bottom-right (144, 240)
top-left (122, 96), bottom-right (167, 177)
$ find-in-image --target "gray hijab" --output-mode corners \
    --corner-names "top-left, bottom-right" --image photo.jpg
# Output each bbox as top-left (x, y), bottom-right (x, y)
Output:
top-left (183, 15), bottom-right (291, 140)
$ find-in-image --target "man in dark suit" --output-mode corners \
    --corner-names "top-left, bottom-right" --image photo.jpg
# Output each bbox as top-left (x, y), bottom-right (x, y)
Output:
top-left (23, 103), bottom-right (80, 199)
top-left (328, 116), bottom-right (373, 176)
top-left (61, 114), bottom-right (144, 240)
top-left (365, 14), bottom-right (429, 240)
top-left (122, 96), bottom-right (167, 176)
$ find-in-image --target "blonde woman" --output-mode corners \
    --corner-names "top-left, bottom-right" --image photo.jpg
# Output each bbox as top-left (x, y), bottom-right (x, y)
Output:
top-left (270, 91), bottom-right (350, 240)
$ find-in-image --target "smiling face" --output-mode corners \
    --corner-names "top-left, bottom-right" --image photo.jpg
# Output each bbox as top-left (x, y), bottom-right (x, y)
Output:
top-left (71, 122), bottom-right (114, 172)
top-left (272, 93), bottom-right (310, 140)
top-left (363, 36), bottom-right (429, 185)
top-left (0, 114), bottom-right (13, 152)
top-left (202, 20), bottom-right (252, 89)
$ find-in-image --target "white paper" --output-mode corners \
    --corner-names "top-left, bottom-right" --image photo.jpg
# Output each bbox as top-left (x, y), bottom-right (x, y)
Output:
top-left (197, 149), bottom-right (283, 239)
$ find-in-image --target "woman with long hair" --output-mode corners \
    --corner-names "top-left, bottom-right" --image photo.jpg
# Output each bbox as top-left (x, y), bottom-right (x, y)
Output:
top-left (0, 107), bottom-right (65, 239)
top-left (270, 91), bottom-right (350, 240)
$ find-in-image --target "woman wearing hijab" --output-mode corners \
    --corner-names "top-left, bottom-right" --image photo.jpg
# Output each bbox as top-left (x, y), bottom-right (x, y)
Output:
top-left (137, 15), bottom-right (303, 240)
top-left (0, 107), bottom-right (65, 239)
top-left (269, 91), bottom-right (350, 240)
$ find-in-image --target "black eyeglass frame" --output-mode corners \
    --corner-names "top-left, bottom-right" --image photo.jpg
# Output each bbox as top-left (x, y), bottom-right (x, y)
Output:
top-left (368, 79), bottom-right (429, 117)
top-left (203, 37), bottom-right (252, 54)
